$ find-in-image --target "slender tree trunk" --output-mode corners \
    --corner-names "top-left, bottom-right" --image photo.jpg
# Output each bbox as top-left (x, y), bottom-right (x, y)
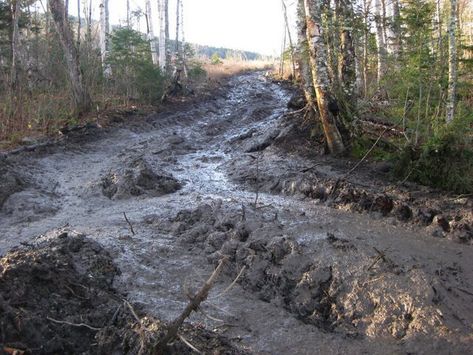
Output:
top-left (126, 0), bottom-right (130, 28)
top-left (296, 0), bottom-right (315, 106)
top-left (446, 0), bottom-right (458, 123)
top-left (175, 0), bottom-right (180, 54)
top-left (282, 0), bottom-right (296, 80)
top-left (338, 0), bottom-right (356, 104)
top-left (304, 0), bottom-right (346, 155)
top-left (100, 0), bottom-right (110, 75)
top-left (76, 0), bottom-right (80, 49)
top-left (158, 0), bottom-right (166, 71)
top-left (49, 0), bottom-right (91, 116)
top-left (362, 0), bottom-right (370, 97)
top-left (10, 0), bottom-right (21, 118)
top-left (146, 0), bottom-right (159, 65)
top-left (391, 0), bottom-right (401, 59)
top-left (340, 29), bottom-right (356, 102)
top-left (374, 0), bottom-right (387, 84)
top-left (164, 0), bottom-right (171, 73)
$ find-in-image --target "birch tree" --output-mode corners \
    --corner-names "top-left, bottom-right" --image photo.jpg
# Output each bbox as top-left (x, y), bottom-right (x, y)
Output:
top-left (164, 0), bottom-right (171, 72)
top-left (158, 0), bottom-right (166, 71)
top-left (374, 0), bottom-right (387, 84)
top-left (146, 0), bottom-right (159, 65)
top-left (10, 0), bottom-right (21, 117)
top-left (446, 0), bottom-right (458, 123)
top-left (296, 0), bottom-right (315, 106)
top-left (49, 0), bottom-right (91, 115)
top-left (282, 0), bottom-right (296, 80)
top-left (304, 0), bottom-right (346, 154)
top-left (338, 0), bottom-right (356, 104)
top-left (99, 0), bottom-right (110, 74)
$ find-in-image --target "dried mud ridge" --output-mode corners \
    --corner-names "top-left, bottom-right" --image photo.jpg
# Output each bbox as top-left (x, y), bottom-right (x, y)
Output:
top-left (0, 73), bottom-right (472, 354)
top-left (226, 107), bottom-right (472, 244)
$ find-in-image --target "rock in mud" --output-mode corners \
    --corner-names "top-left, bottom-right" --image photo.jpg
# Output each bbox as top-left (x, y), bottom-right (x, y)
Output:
top-left (102, 157), bottom-right (181, 199)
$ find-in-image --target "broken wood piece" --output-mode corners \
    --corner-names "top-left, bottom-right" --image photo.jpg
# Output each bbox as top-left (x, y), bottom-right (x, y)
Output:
top-left (156, 257), bottom-right (228, 352)
top-left (123, 212), bottom-right (135, 235)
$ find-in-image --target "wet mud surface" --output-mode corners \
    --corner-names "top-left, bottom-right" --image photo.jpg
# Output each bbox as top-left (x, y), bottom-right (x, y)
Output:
top-left (1, 72), bottom-right (472, 354)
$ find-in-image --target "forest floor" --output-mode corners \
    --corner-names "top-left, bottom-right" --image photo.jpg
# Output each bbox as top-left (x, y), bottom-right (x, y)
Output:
top-left (0, 72), bottom-right (472, 354)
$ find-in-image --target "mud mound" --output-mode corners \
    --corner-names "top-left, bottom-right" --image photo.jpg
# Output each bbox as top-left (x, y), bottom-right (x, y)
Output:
top-left (0, 161), bottom-right (25, 209)
top-left (0, 232), bottom-right (246, 354)
top-left (102, 157), bottom-right (181, 200)
top-left (169, 204), bottom-right (473, 353)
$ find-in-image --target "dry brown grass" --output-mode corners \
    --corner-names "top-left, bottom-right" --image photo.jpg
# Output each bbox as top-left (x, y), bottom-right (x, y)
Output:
top-left (202, 58), bottom-right (276, 81)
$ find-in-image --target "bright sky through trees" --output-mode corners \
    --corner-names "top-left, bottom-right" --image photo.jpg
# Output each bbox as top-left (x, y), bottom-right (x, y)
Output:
top-left (69, 0), bottom-right (296, 56)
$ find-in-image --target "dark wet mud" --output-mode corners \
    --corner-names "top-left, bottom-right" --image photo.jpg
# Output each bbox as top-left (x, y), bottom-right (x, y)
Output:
top-left (1, 73), bottom-right (472, 354)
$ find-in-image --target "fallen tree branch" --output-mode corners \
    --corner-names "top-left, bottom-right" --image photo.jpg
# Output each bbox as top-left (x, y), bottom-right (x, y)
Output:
top-left (178, 334), bottom-right (202, 354)
top-left (123, 212), bottom-right (135, 235)
top-left (156, 257), bottom-right (228, 352)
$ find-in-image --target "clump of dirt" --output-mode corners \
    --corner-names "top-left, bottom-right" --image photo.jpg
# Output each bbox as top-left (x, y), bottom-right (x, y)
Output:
top-left (102, 157), bottom-right (182, 200)
top-left (0, 232), bottom-right (246, 354)
top-left (0, 160), bottom-right (25, 209)
top-left (168, 203), bottom-right (473, 353)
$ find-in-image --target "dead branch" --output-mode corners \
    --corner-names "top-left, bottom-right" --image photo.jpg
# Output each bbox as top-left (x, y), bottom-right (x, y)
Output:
top-left (209, 265), bottom-right (247, 300)
top-left (123, 212), bottom-right (135, 235)
top-left (156, 257), bottom-right (228, 352)
top-left (46, 316), bottom-right (100, 331)
top-left (367, 247), bottom-right (387, 271)
top-left (178, 334), bottom-right (202, 354)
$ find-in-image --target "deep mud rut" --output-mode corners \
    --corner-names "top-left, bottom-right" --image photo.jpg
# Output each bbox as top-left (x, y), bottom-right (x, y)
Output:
top-left (1, 72), bottom-right (472, 354)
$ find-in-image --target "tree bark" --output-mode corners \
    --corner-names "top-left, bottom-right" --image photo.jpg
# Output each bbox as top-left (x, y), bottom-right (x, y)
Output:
top-left (391, 0), bottom-right (402, 58)
top-left (126, 0), bottom-right (130, 28)
top-left (282, 0), bottom-right (296, 80)
top-left (49, 0), bottom-right (91, 116)
top-left (304, 0), bottom-right (346, 155)
top-left (338, 0), bottom-right (356, 103)
top-left (99, 0), bottom-right (110, 75)
top-left (146, 0), bottom-right (159, 65)
top-left (164, 0), bottom-right (171, 73)
top-left (296, 0), bottom-right (315, 105)
top-left (374, 0), bottom-right (387, 84)
top-left (158, 0), bottom-right (166, 71)
top-left (10, 0), bottom-right (21, 118)
top-left (446, 0), bottom-right (458, 123)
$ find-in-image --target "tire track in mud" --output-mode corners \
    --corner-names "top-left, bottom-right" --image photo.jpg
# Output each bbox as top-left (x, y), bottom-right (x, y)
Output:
top-left (1, 72), bottom-right (472, 354)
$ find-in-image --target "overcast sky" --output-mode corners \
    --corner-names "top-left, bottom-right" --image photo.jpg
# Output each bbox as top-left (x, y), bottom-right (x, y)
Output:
top-left (68, 0), bottom-right (297, 56)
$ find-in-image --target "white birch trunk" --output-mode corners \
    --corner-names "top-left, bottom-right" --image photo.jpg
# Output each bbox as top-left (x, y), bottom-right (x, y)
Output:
top-left (99, 0), bottom-right (110, 75)
top-left (164, 0), bottom-right (171, 72)
top-left (49, 0), bottom-right (91, 115)
top-left (146, 0), bottom-right (159, 66)
top-left (304, 0), bottom-right (346, 155)
top-left (446, 0), bottom-right (458, 123)
top-left (158, 0), bottom-right (166, 71)
top-left (296, 0), bottom-right (315, 105)
top-left (10, 0), bottom-right (21, 117)
top-left (374, 0), bottom-right (387, 84)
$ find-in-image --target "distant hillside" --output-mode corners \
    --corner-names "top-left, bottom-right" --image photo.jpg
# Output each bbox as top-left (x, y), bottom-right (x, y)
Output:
top-left (190, 43), bottom-right (272, 61)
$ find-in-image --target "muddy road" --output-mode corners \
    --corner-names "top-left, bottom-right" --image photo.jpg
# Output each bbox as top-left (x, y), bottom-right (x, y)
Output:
top-left (1, 72), bottom-right (472, 354)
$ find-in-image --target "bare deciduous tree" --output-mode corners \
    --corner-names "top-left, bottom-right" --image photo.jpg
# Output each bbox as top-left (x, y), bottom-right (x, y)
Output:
top-left (49, 0), bottom-right (91, 115)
